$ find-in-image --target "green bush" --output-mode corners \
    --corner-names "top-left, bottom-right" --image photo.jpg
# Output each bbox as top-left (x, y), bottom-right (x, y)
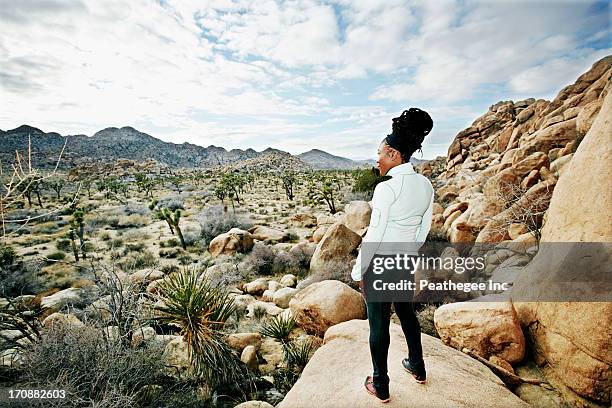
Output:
top-left (56, 239), bottom-right (72, 252)
top-left (260, 313), bottom-right (296, 343)
top-left (126, 242), bottom-right (146, 252)
top-left (160, 238), bottom-right (180, 248)
top-left (46, 251), bottom-right (66, 262)
top-left (0, 245), bottom-right (17, 268)
top-left (282, 337), bottom-right (316, 369)
top-left (118, 250), bottom-right (158, 271)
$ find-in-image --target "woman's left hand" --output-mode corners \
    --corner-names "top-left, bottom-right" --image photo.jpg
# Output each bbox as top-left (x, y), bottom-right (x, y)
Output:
top-left (359, 279), bottom-right (366, 300)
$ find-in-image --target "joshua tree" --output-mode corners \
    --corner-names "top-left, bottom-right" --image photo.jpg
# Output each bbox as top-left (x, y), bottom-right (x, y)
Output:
top-left (213, 184), bottom-right (228, 211)
top-left (163, 207), bottom-right (186, 250)
top-left (70, 208), bottom-right (87, 259)
top-left (281, 171), bottom-right (296, 201)
top-left (149, 199), bottom-right (173, 234)
top-left (306, 172), bottom-right (341, 214)
top-left (67, 225), bottom-right (79, 262)
top-left (167, 174), bottom-right (183, 194)
top-left (135, 172), bottom-right (155, 197)
top-left (149, 199), bottom-right (186, 249)
top-left (45, 176), bottom-right (66, 200)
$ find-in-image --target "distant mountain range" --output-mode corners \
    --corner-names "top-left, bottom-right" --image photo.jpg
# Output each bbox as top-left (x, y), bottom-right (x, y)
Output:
top-left (0, 124), bottom-right (425, 171)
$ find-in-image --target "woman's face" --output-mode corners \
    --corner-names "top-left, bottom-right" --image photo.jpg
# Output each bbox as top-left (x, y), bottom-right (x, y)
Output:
top-left (376, 141), bottom-right (401, 176)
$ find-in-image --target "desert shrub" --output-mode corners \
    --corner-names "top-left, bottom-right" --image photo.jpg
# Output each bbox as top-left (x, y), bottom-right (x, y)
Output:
top-left (286, 232), bottom-right (299, 242)
top-left (272, 367), bottom-right (300, 395)
top-left (276, 245), bottom-right (314, 278)
top-left (0, 258), bottom-right (45, 297)
top-left (99, 232), bottom-right (112, 241)
top-left (177, 254), bottom-right (193, 265)
top-left (109, 250), bottom-right (123, 261)
top-left (159, 248), bottom-right (182, 259)
top-left (16, 323), bottom-right (203, 408)
top-left (0, 245), bottom-right (17, 268)
top-left (125, 242), bottom-right (146, 252)
top-left (196, 205), bottom-right (253, 247)
top-left (306, 258), bottom-right (356, 290)
top-left (108, 238), bottom-right (124, 249)
top-left (124, 203), bottom-right (149, 216)
top-left (33, 222), bottom-right (61, 234)
top-left (118, 250), bottom-right (158, 271)
top-left (252, 304), bottom-right (267, 320)
top-left (201, 257), bottom-right (251, 288)
top-left (55, 239), bottom-right (71, 253)
top-left (244, 244), bottom-right (275, 276)
top-left (160, 238), bottom-right (180, 248)
top-left (87, 211), bottom-right (120, 230)
top-left (160, 264), bottom-right (180, 275)
top-left (46, 251), bottom-right (66, 262)
top-left (157, 195), bottom-right (185, 211)
top-left (282, 337), bottom-right (316, 369)
top-left (116, 214), bottom-right (149, 228)
top-left (181, 225), bottom-right (203, 247)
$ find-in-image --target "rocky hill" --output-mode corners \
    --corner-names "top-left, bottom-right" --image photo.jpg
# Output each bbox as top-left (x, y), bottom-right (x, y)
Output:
top-left (0, 126), bottom-right (377, 171)
top-left (211, 150), bottom-right (312, 173)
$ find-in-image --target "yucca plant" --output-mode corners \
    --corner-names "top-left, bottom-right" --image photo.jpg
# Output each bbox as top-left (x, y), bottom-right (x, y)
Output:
top-left (259, 313), bottom-right (296, 344)
top-left (153, 269), bottom-right (250, 388)
top-left (252, 304), bottom-right (267, 320)
top-left (283, 337), bottom-right (315, 370)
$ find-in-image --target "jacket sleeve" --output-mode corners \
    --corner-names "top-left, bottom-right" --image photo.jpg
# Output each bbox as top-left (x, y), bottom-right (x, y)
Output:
top-left (351, 182), bottom-right (396, 281)
top-left (415, 183), bottom-right (434, 243)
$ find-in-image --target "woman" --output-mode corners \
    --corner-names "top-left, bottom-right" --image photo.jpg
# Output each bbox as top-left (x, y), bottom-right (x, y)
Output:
top-left (351, 108), bottom-right (434, 403)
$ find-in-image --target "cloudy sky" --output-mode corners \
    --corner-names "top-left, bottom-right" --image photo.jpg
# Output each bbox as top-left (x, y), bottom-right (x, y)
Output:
top-left (0, 0), bottom-right (610, 160)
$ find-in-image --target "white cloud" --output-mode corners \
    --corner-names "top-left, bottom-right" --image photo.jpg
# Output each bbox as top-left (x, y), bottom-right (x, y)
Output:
top-left (509, 48), bottom-right (612, 96)
top-left (0, 0), bottom-right (609, 162)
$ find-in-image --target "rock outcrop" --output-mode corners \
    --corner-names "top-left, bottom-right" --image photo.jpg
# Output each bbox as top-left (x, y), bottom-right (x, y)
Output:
top-left (277, 319), bottom-right (529, 408)
top-left (512, 75), bottom-right (612, 404)
top-left (429, 56), bottom-right (611, 245)
top-left (434, 301), bottom-right (525, 364)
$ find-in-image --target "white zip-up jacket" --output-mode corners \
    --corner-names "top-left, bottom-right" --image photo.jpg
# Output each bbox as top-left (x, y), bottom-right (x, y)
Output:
top-left (351, 161), bottom-right (434, 281)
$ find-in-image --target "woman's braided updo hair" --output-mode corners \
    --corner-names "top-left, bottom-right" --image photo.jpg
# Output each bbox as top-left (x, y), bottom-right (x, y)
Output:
top-left (384, 108), bottom-right (433, 163)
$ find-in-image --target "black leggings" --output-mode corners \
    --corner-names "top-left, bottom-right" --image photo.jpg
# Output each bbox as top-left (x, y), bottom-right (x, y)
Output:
top-left (366, 300), bottom-right (424, 390)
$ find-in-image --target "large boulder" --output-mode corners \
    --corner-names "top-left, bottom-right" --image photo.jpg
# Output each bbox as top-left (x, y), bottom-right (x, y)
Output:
top-left (309, 222), bottom-right (361, 275)
top-left (288, 280), bottom-right (365, 336)
top-left (289, 213), bottom-right (317, 228)
top-left (434, 301), bottom-right (525, 364)
top-left (129, 268), bottom-right (165, 285)
top-left (42, 312), bottom-right (84, 329)
top-left (208, 228), bottom-right (254, 257)
top-left (341, 201), bottom-right (372, 235)
top-left (40, 288), bottom-right (83, 312)
top-left (248, 226), bottom-right (290, 243)
top-left (277, 319), bottom-right (529, 408)
top-left (513, 75), bottom-right (612, 403)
